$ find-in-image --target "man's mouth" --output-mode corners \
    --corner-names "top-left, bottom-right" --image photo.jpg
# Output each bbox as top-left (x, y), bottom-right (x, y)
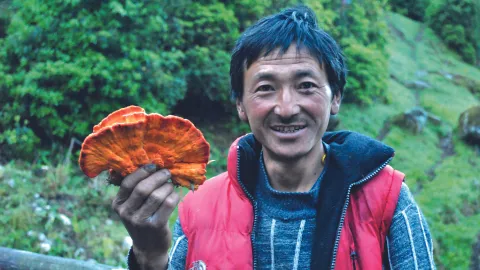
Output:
top-left (271, 125), bottom-right (306, 133)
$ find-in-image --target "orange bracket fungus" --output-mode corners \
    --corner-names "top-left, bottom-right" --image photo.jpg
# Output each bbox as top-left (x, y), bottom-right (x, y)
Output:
top-left (79, 106), bottom-right (210, 190)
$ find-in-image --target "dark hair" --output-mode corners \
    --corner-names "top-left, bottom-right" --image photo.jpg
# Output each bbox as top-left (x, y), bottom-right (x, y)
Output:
top-left (230, 5), bottom-right (347, 100)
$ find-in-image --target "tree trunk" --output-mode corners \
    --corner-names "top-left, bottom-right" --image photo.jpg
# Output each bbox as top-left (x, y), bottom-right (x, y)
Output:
top-left (0, 247), bottom-right (118, 270)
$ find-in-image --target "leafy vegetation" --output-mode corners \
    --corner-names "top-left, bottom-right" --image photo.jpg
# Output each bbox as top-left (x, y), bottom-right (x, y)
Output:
top-left (389, 0), bottom-right (429, 21)
top-left (390, 0), bottom-right (480, 66)
top-left (0, 0), bottom-right (392, 162)
top-left (0, 1), bottom-right (479, 269)
top-left (427, 0), bottom-right (479, 65)
top-left (307, 0), bottom-right (390, 104)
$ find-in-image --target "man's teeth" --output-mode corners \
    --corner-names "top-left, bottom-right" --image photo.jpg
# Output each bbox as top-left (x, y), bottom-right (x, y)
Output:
top-left (272, 126), bottom-right (305, 133)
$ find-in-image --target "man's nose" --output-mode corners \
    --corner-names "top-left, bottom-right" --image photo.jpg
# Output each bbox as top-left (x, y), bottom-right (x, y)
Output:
top-left (274, 88), bottom-right (300, 118)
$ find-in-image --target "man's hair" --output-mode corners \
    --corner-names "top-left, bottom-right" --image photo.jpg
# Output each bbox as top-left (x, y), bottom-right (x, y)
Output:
top-left (230, 5), bottom-right (347, 100)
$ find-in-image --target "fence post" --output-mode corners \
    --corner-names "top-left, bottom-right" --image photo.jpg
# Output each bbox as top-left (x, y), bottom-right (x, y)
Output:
top-left (0, 247), bottom-right (122, 270)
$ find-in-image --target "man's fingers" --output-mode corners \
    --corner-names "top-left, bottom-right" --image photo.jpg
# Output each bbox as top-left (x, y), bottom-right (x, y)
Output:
top-left (132, 183), bottom-right (175, 222)
top-left (119, 164), bottom-right (158, 196)
top-left (150, 191), bottom-right (180, 227)
top-left (115, 169), bottom-right (172, 215)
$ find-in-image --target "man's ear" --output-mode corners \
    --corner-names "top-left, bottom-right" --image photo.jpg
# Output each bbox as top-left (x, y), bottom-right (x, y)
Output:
top-left (236, 99), bottom-right (248, 122)
top-left (330, 93), bottom-right (341, 115)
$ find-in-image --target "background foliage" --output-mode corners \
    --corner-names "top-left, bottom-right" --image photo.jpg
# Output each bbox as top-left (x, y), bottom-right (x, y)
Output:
top-left (389, 0), bottom-right (429, 21)
top-left (1, 0), bottom-right (479, 269)
top-left (427, 0), bottom-right (479, 65)
top-left (390, 0), bottom-right (480, 65)
top-left (0, 0), bottom-right (391, 160)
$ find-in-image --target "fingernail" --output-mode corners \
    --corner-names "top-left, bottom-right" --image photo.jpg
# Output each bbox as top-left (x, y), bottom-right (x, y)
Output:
top-left (143, 163), bottom-right (157, 173)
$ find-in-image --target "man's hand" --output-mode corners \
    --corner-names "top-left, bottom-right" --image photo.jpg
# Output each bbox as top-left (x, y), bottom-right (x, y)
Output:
top-left (112, 164), bottom-right (180, 270)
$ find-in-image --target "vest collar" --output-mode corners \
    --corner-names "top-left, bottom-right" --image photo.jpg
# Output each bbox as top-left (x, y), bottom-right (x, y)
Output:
top-left (226, 131), bottom-right (395, 199)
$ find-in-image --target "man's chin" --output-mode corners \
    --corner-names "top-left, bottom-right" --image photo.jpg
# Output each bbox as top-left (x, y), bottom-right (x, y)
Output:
top-left (264, 147), bottom-right (309, 162)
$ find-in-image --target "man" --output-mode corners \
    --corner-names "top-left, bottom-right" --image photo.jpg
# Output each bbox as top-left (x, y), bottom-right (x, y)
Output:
top-left (113, 6), bottom-right (436, 269)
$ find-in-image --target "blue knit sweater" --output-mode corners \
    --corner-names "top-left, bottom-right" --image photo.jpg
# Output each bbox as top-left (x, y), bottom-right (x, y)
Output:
top-left (254, 151), bottom-right (322, 269)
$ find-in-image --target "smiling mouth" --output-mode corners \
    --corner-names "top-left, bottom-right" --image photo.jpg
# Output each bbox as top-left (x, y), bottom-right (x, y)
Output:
top-left (271, 125), bottom-right (306, 133)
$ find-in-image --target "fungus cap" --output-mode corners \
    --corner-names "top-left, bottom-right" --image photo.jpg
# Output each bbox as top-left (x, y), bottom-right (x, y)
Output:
top-left (79, 106), bottom-right (210, 189)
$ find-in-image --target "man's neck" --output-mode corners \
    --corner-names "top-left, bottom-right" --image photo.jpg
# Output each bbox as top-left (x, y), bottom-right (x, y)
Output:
top-left (262, 142), bottom-right (325, 192)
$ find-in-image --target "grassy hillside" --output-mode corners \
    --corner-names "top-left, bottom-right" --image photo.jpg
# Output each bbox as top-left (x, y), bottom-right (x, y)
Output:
top-left (340, 12), bottom-right (480, 269)
top-left (0, 12), bottom-right (479, 269)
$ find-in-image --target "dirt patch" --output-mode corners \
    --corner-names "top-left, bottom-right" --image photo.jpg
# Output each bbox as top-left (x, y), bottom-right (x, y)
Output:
top-left (426, 132), bottom-right (455, 180)
top-left (376, 120), bottom-right (392, 141)
top-left (415, 25), bottom-right (425, 42)
top-left (471, 234), bottom-right (480, 270)
top-left (412, 24), bottom-right (426, 60)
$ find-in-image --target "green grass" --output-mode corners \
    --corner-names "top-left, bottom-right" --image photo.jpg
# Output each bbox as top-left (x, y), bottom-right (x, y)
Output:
top-left (0, 162), bottom-right (128, 266)
top-left (341, 12), bottom-right (480, 270)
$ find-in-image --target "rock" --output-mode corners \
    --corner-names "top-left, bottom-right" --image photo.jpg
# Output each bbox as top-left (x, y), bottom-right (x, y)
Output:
top-left (415, 70), bottom-right (428, 78)
top-left (7, 178), bottom-right (15, 188)
top-left (405, 80), bottom-right (431, 90)
top-left (58, 214), bottom-right (71, 226)
top-left (393, 107), bottom-right (428, 134)
top-left (327, 115), bottom-right (340, 131)
top-left (458, 106), bottom-right (480, 145)
top-left (74, 248), bottom-right (86, 259)
top-left (39, 242), bottom-right (51, 253)
top-left (453, 75), bottom-right (480, 97)
top-left (427, 113), bottom-right (442, 125)
top-left (440, 71), bottom-right (453, 80)
top-left (33, 165), bottom-right (49, 178)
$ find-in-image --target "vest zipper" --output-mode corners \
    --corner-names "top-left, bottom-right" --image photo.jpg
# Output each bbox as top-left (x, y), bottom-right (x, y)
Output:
top-left (236, 146), bottom-right (258, 270)
top-left (350, 251), bottom-right (358, 270)
top-left (329, 157), bottom-right (393, 270)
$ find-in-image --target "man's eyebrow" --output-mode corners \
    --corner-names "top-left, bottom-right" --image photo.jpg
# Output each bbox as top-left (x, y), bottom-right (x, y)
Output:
top-left (252, 72), bottom-right (277, 82)
top-left (294, 69), bottom-right (318, 79)
top-left (252, 69), bottom-right (319, 82)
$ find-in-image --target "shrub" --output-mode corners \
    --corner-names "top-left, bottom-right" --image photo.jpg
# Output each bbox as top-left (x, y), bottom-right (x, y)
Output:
top-left (427, 0), bottom-right (479, 64)
top-left (341, 39), bottom-right (389, 104)
top-left (307, 0), bottom-right (390, 105)
top-left (389, 0), bottom-right (430, 22)
top-left (0, 0), bottom-right (188, 150)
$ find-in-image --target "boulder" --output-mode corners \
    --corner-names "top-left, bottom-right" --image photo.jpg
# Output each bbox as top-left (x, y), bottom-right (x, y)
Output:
top-left (415, 70), bottom-right (429, 78)
top-left (440, 71), bottom-right (453, 80)
top-left (453, 75), bottom-right (480, 98)
top-left (458, 106), bottom-right (480, 145)
top-left (393, 107), bottom-right (428, 134)
top-left (405, 80), bottom-right (431, 90)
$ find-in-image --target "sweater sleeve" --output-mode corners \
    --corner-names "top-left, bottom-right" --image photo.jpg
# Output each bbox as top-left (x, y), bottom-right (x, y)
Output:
top-left (126, 218), bottom-right (188, 270)
top-left (168, 217), bottom-right (188, 269)
top-left (385, 182), bottom-right (436, 270)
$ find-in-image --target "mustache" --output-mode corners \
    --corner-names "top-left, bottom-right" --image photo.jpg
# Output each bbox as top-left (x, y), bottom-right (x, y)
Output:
top-left (268, 115), bottom-right (308, 125)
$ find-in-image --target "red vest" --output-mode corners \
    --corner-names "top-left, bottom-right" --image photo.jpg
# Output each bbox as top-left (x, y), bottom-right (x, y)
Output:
top-left (179, 140), bottom-right (403, 270)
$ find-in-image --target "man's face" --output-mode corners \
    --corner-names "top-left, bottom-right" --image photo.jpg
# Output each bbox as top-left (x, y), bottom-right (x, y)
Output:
top-left (237, 45), bottom-right (340, 161)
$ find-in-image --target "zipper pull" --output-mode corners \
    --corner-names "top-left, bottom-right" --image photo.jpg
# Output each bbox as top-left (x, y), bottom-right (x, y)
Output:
top-left (350, 251), bottom-right (358, 270)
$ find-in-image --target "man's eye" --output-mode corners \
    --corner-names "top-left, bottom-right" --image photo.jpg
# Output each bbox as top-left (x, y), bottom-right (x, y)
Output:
top-left (256, 85), bottom-right (274, 92)
top-left (299, 82), bottom-right (316, 89)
